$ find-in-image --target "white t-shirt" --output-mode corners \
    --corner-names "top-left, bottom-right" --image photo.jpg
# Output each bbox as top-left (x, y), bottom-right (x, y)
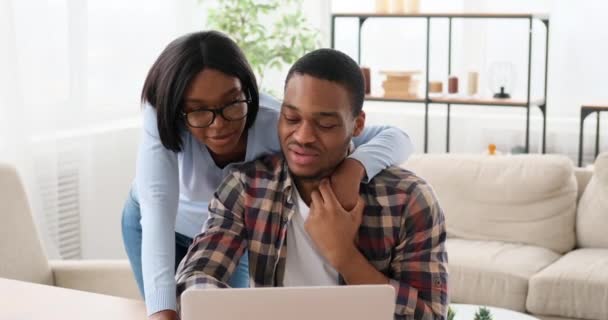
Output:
top-left (283, 188), bottom-right (340, 287)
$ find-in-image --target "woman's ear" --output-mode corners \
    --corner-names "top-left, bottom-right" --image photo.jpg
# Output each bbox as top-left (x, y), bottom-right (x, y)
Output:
top-left (352, 110), bottom-right (365, 137)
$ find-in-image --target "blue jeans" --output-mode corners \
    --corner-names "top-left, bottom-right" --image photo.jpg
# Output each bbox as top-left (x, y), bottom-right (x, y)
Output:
top-left (121, 187), bottom-right (250, 298)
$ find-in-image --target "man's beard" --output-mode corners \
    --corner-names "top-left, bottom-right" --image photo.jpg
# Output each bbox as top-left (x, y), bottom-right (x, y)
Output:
top-left (288, 166), bottom-right (335, 181)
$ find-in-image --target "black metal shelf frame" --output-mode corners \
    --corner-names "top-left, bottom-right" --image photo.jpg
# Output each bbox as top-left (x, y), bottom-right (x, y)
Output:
top-left (330, 13), bottom-right (550, 153)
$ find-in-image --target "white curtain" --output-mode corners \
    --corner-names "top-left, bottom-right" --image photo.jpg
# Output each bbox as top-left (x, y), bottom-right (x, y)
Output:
top-left (0, 0), bottom-right (203, 258)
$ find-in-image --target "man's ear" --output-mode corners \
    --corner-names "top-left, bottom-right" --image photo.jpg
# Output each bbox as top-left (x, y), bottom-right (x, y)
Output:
top-left (352, 110), bottom-right (365, 137)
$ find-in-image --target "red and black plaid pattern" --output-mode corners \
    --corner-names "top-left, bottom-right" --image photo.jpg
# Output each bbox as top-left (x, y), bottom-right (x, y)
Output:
top-left (176, 154), bottom-right (448, 320)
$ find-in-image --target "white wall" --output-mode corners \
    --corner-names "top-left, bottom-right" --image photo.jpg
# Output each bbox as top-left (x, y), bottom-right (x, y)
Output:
top-left (1, 0), bottom-right (207, 260)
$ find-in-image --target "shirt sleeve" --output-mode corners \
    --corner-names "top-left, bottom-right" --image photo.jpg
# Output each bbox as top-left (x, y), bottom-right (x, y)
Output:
top-left (350, 125), bottom-right (414, 183)
top-left (136, 104), bottom-right (180, 316)
top-left (259, 92), bottom-right (281, 111)
top-left (390, 181), bottom-right (449, 320)
top-left (175, 170), bottom-right (248, 300)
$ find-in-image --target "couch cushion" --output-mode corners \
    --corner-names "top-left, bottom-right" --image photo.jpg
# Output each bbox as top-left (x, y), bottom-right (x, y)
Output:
top-left (527, 249), bottom-right (608, 320)
top-left (405, 154), bottom-right (577, 253)
top-left (576, 152), bottom-right (608, 248)
top-left (574, 167), bottom-right (593, 200)
top-left (447, 238), bottom-right (561, 312)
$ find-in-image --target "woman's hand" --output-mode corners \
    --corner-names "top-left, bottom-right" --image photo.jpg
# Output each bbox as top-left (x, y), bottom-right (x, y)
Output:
top-left (149, 310), bottom-right (178, 320)
top-left (329, 158), bottom-right (365, 211)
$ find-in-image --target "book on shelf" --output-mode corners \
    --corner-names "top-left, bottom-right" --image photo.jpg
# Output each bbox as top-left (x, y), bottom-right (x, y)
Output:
top-left (382, 80), bottom-right (419, 91)
top-left (379, 70), bottom-right (421, 78)
top-left (382, 91), bottom-right (419, 99)
top-left (385, 75), bottom-right (415, 83)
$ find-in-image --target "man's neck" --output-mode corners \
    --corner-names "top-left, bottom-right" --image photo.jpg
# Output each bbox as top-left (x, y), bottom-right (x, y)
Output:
top-left (293, 178), bottom-right (321, 207)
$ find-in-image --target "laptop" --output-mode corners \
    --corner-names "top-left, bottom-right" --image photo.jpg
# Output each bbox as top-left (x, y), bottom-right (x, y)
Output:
top-left (181, 285), bottom-right (396, 320)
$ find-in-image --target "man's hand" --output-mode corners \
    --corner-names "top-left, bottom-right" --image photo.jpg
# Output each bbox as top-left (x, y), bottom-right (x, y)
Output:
top-left (305, 179), bottom-right (365, 270)
top-left (149, 310), bottom-right (178, 320)
top-left (330, 158), bottom-right (365, 211)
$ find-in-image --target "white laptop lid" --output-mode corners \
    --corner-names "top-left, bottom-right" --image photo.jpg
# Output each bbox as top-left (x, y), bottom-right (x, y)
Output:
top-left (181, 285), bottom-right (396, 320)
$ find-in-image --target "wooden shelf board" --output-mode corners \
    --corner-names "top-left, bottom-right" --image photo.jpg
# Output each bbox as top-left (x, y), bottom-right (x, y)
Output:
top-left (364, 95), bottom-right (545, 107)
top-left (430, 96), bottom-right (545, 107)
top-left (365, 95), bottom-right (426, 103)
top-left (582, 104), bottom-right (608, 111)
top-left (333, 13), bottom-right (549, 20)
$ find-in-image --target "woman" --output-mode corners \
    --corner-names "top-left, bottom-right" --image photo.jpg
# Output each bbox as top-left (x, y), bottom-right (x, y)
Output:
top-left (121, 30), bottom-right (414, 320)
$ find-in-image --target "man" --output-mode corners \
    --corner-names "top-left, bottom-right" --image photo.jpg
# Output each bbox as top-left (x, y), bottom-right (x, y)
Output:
top-left (176, 48), bottom-right (448, 319)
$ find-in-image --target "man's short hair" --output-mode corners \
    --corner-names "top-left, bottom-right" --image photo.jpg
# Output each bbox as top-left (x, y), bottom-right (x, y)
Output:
top-left (285, 48), bottom-right (364, 116)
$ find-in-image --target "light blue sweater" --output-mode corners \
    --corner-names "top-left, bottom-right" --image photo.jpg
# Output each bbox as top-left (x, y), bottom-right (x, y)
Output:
top-left (134, 94), bottom-right (413, 315)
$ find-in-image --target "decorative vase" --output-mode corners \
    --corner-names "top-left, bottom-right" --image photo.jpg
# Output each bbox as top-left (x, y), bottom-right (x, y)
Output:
top-left (448, 75), bottom-right (458, 94)
top-left (405, 0), bottom-right (420, 13)
top-left (360, 67), bottom-right (371, 95)
top-left (375, 0), bottom-right (390, 13)
top-left (467, 71), bottom-right (479, 96)
top-left (391, 0), bottom-right (405, 13)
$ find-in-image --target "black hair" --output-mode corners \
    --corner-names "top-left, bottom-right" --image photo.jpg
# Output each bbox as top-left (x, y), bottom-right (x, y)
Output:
top-left (141, 30), bottom-right (259, 152)
top-left (284, 48), bottom-right (364, 116)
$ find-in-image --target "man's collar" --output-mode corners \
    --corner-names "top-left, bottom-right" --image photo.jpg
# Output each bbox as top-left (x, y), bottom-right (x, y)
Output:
top-left (348, 139), bottom-right (355, 155)
top-left (279, 157), bottom-right (295, 205)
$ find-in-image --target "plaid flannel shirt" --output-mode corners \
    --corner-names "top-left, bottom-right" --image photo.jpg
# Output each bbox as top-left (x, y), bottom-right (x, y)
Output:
top-left (176, 154), bottom-right (448, 319)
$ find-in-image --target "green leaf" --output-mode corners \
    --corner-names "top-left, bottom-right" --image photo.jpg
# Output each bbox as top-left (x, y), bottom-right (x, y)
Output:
top-left (204, 0), bottom-right (320, 81)
top-left (474, 306), bottom-right (493, 320)
top-left (447, 306), bottom-right (456, 320)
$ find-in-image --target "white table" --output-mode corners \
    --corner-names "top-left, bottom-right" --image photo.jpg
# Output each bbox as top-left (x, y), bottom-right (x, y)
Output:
top-left (451, 304), bottom-right (539, 320)
top-left (0, 278), bottom-right (146, 320)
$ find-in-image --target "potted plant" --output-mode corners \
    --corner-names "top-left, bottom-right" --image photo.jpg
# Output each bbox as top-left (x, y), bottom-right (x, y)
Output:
top-left (448, 305), bottom-right (456, 320)
top-left (474, 306), bottom-right (493, 320)
top-left (205, 0), bottom-right (320, 92)
top-left (447, 305), bottom-right (495, 320)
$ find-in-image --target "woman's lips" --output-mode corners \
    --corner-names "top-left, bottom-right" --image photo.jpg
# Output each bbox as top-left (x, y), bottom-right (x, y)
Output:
top-left (208, 131), bottom-right (236, 144)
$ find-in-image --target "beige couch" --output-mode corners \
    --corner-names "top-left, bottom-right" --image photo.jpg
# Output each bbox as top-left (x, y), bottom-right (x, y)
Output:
top-left (0, 163), bottom-right (140, 300)
top-left (405, 153), bottom-right (608, 320)
top-left (3, 151), bottom-right (606, 319)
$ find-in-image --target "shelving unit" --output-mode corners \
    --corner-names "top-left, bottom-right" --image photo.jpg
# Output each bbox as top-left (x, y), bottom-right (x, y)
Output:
top-left (331, 13), bottom-right (550, 153)
top-left (578, 104), bottom-right (608, 166)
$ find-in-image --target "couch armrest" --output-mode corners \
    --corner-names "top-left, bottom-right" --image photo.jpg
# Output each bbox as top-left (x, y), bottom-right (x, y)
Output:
top-left (49, 259), bottom-right (141, 300)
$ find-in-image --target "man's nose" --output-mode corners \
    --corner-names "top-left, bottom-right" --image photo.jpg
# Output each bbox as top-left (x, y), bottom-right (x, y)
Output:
top-left (292, 121), bottom-right (316, 144)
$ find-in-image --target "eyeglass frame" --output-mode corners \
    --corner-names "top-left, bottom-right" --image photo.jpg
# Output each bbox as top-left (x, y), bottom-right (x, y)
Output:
top-left (181, 98), bottom-right (251, 128)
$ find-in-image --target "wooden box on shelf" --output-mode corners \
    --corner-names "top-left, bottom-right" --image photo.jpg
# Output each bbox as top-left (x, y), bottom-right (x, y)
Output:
top-left (380, 70), bottom-right (421, 99)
